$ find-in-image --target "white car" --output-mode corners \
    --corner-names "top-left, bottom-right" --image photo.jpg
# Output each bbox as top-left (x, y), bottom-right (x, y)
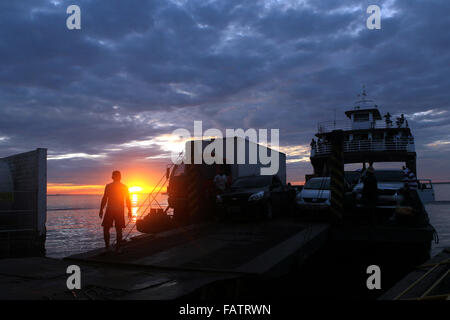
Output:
top-left (296, 177), bottom-right (331, 211)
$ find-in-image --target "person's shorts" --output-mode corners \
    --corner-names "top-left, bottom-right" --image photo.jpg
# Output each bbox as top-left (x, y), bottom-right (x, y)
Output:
top-left (102, 210), bottom-right (125, 229)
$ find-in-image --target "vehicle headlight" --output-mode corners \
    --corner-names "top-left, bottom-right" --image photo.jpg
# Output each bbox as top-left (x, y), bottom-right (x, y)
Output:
top-left (296, 193), bottom-right (303, 200)
top-left (216, 195), bottom-right (222, 203)
top-left (249, 191), bottom-right (264, 201)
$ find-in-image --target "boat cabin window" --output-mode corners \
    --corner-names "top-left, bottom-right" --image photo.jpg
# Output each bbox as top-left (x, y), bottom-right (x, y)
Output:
top-left (354, 134), bottom-right (368, 141)
top-left (386, 133), bottom-right (395, 140)
top-left (354, 113), bottom-right (370, 122)
top-left (372, 133), bottom-right (383, 140)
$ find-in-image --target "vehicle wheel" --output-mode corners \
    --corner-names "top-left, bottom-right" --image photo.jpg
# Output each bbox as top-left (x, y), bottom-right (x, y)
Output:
top-left (264, 202), bottom-right (273, 220)
top-left (221, 208), bottom-right (230, 222)
top-left (287, 201), bottom-right (296, 216)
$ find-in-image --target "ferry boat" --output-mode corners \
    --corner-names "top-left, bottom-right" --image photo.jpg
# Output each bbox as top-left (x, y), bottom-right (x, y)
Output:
top-left (302, 90), bottom-right (438, 285)
top-left (309, 88), bottom-right (435, 205)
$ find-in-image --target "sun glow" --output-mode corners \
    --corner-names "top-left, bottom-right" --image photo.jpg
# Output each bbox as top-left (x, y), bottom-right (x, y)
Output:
top-left (129, 186), bottom-right (143, 193)
top-left (129, 186), bottom-right (146, 222)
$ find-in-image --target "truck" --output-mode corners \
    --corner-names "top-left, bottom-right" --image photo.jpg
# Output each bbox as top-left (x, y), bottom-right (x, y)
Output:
top-left (167, 137), bottom-right (286, 222)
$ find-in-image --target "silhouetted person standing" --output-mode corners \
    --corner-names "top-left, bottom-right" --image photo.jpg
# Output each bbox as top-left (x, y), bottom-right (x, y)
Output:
top-left (99, 171), bottom-right (132, 251)
top-left (213, 167), bottom-right (228, 195)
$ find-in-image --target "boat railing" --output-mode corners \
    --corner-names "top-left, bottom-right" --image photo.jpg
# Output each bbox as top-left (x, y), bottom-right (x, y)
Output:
top-left (318, 119), bottom-right (407, 133)
top-left (311, 138), bottom-right (415, 156)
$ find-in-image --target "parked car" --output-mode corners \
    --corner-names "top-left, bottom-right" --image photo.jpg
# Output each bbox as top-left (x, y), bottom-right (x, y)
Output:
top-left (296, 173), bottom-right (358, 212)
top-left (345, 171), bottom-right (362, 190)
top-left (296, 177), bottom-right (331, 211)
top-left (352, 169), bottom-right (404, 209)
top-left (218, 175), bottom-right (290, 219)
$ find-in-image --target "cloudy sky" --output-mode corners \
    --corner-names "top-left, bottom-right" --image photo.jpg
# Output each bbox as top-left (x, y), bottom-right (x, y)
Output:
top-left (1, 0), bottom-right (450, 193)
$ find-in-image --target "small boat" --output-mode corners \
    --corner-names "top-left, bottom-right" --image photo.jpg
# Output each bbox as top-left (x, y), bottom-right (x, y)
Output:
top-left (136, 208), bottom-right (174, 233)
top-left (417, 179), bottom-right (435, 204)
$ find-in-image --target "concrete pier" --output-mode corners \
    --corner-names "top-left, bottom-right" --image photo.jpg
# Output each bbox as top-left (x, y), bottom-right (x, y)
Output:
top-left (0, 149), bottom-right (47, 258)
top-left (380, 247), bottom-right (450, 300)
top-left (0, 219), bottom-right (329, 299)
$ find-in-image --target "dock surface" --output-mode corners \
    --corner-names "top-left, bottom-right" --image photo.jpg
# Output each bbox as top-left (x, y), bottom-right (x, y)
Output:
top-left (380, 247), bottom-right (450, 300)
top-left (0, 219), bottom-right (329, 299)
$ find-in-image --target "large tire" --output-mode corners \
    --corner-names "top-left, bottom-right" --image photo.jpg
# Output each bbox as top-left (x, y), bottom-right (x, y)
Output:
top-left (264, 202), bottom-right (273, 220)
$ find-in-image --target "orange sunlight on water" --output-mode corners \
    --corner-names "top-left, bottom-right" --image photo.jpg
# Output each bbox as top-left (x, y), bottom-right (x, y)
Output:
top-left (131, 193), bottom-right (139, 222)
top-left (129, 191), bottom-right (169, 223)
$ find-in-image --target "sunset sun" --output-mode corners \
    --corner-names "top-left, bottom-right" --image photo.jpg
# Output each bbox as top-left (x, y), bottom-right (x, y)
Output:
top-left (129, 186), bottom-right (143, 193)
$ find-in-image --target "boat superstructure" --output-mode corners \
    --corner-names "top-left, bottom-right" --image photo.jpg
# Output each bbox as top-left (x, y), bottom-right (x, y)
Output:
top-left (310, 88), bottom-right (417, 176)
top-left (309, 88), bottom-right (434, 203)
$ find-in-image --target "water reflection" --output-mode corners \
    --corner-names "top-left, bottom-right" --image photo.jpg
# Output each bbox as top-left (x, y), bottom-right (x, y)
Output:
top-left (131, 193), bottom-right (139, 222)
top-left (46, 193), bottom-right (168, 258)
top-left (130, 193), bottom-right (170, 221)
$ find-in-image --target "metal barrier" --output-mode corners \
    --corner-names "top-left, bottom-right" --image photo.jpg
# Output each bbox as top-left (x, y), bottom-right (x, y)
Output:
top-left (311, 139), bottom-right (415, 156)
top-left (0, 191), bottom-right (40, 257)
top-left (0, 191), bottom-right (37, 231)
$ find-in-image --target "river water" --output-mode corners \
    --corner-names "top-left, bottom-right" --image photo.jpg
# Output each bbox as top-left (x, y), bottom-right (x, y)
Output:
top-left (45, 185), bottom-right (450, 258)
top-left (46, 193), bottom-right (168, 258)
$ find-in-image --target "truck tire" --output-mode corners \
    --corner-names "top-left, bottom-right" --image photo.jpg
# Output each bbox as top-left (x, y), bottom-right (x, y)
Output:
top-left (264, 202), bottom-right (273, 220)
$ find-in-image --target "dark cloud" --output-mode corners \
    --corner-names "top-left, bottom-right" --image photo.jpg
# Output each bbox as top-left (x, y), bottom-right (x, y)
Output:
top-left (1, 0), bottom-right (450, 183)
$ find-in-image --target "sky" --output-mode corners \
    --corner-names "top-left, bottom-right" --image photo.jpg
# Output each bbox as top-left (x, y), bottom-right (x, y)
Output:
top-left (1, 0), bottom-right (450, 193)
